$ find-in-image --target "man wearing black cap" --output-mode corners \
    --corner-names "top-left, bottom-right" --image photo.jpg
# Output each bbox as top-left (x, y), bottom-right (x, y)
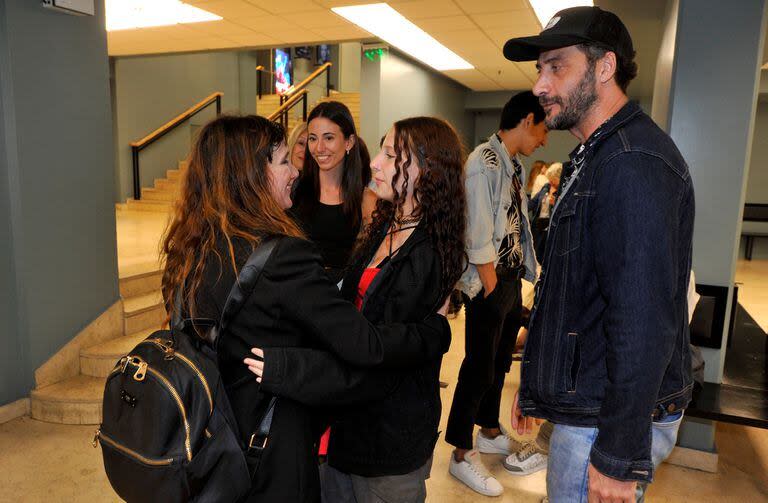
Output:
top-left (504, 6), bottom-right (694, 502)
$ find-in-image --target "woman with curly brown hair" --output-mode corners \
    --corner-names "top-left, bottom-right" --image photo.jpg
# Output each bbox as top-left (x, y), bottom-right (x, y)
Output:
top-left (247, 116), bottom-right (468, 502)
top-left (161, 114), bottom-right (451, 502)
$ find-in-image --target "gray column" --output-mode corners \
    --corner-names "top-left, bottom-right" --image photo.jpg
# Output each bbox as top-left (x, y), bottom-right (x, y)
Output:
top-left (655, 0), bottom-right (767, 383)
top-left (651, 0), bottom-right (767, 454)
top-left (0, 0), bottom-right (119, 405)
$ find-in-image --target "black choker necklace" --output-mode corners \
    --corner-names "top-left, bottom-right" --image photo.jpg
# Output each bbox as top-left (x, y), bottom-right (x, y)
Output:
top-left (397, 215), bottom-right (420, 225)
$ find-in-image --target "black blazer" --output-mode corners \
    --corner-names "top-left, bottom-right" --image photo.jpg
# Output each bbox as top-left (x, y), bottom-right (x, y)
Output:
top-left (193, 235), bottom-right (449, 502)
top-left (260, 223), bottom-right (449, 477)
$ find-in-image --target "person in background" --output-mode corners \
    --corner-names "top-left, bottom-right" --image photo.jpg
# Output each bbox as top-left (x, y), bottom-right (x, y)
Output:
top-left (527, 160), bottom-right (549, 197)
top-left (161, 114), bottom-right (450, 502)
top-left (529, 162), bottom-right (563, 261)
top-left (287, 121), bottom-right (308, 170)
top-left (447, 91), bottom-right (547, 497)
top-left (248, 116), bottom-right (468, 503)
top-left (291, 101), bottom-right (377, 284)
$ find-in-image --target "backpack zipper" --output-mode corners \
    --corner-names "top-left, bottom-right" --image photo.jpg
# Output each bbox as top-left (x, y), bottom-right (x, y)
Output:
top-left (118, 355), bottom-right (193, 462)
top-left (146, 366), bottom-right (192, 461)
top-left (139, 339), bottom-right (214, 414)
top-left (93, 429), bottom-right (174, 466)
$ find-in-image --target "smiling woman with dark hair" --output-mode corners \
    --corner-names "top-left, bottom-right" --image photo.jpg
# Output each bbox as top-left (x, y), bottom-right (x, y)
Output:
top-left (248, 116), bottom-right (467, 502)
top-left (291, 101), bottom-right (377, 283)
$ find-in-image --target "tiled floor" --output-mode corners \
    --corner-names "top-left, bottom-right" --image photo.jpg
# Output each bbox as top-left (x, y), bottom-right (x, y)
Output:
top-left (2, 305), bottom-right (768, 502)
top-left (1, 210), bottom-right (766, 502)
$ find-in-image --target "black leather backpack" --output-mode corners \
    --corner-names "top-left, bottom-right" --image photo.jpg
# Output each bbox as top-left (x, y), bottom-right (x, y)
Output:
top-left (95, 238), bottom-right (280, 502)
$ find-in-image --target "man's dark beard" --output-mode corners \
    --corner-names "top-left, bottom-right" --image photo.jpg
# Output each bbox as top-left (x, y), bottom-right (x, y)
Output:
top-left (540, 64), bottom-right (598, 130)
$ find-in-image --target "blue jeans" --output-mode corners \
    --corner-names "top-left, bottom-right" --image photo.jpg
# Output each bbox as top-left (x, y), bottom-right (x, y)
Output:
top-left (546, 413), bottom-right (683, 502)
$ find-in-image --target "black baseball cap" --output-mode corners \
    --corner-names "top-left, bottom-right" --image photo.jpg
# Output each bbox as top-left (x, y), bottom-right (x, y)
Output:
top-left (503, 6), bottom-right (634, 62)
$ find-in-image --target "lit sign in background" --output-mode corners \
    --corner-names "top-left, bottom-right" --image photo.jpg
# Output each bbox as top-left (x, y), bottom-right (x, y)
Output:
top-left (274, 48), bottom-right (292, 95)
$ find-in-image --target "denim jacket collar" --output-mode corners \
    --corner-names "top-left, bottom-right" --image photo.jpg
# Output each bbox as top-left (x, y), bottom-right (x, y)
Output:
top-left (569, 101), bottom-right (643, 162)
top-left (489, 133), bottom-right (525, 185)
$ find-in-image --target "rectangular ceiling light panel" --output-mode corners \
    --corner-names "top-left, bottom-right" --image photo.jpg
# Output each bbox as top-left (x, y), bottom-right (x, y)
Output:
top-left (331, 3), bottom-right (473, 71)
top-left (106, 0), bottom-right (222, 31)
top-left (528, 0), bottom-right (593, 28)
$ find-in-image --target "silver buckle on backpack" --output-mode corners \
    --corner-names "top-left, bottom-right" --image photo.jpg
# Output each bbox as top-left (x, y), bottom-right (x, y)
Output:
top-left (249, 433), bottom-right (268, 450)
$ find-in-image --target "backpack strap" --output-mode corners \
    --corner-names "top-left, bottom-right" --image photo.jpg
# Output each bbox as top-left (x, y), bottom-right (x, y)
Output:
top-left (208, 236), bottom-right (281, 348)
top-left (172, 236), bottom-right (282, 349)
top-left (247, 396), bottom-right (276, 451)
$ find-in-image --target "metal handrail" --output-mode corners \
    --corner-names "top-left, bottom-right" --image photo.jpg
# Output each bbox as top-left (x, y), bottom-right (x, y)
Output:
top-left (268, 89), bottom-right (309, 129)
top-left (255, 65), bottom-right (270, 99)
top-left (129, 92), bottom-right (222, 200)
top-left (280, 62), bottom-right (332, 105)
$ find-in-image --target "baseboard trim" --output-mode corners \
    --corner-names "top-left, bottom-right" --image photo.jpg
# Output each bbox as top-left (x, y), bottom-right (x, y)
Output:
top-left (665, 445), bottom-right (719, 473)
top-left (0, 398), bottom-right (30, 424)
top-left (34, 301), bottom-right (123, 389)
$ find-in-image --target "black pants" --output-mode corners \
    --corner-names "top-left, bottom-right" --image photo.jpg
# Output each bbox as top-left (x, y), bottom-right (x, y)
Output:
top-left (532, 218), bottom-right (549, 263)
top-left (445, 275), bottom-right (522, 450)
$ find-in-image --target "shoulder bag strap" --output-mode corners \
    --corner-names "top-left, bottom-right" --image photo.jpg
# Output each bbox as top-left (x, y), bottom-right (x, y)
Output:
top-left (204, 236), bottom-right (281, 348)
top-left (171, 237), bottom-right (281, 347)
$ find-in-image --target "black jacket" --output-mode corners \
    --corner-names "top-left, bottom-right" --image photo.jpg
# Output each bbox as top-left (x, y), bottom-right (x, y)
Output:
top-left (261, 223), bottom-right (447, 477)
top-left (193, 235), bottom-right (449, 502)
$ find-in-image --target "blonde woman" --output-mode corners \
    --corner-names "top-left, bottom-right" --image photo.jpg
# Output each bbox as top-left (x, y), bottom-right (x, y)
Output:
top-left (287, 121), bottom-right (308, 170)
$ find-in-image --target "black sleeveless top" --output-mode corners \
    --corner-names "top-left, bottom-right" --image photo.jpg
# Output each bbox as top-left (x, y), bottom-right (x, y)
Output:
top-left (291, 196), bottom-right (359, 284)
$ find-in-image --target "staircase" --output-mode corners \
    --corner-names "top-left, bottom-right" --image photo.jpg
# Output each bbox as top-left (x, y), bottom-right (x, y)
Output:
top-left (116, 91), bottom-right (361, 215)
top-left (257, 91), bottom-right (361, 133)
top-left (30, 270), bottom-right (165, 424)
top-left (116, 160), bottom-right (187, 213)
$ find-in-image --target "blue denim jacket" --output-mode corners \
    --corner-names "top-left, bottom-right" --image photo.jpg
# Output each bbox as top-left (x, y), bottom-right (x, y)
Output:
top-left (457, 134), bottom-right (538, 299)
top-left (519, 102), bottom-right (695, 483)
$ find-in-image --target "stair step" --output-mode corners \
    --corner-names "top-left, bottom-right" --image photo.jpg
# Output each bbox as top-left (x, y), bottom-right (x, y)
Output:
top-left (119, 269), bottom-right (162, 298)
top-left (141, 188), bottom-right (177, 202)
top-left (154, 178), bottom-right (180, 191)
top-left (30, 375), bottom-right (104, 425)
top-left (124, 291), bottom-right (164, 316)
top-left (80, 329), bottom-right (156, 377)
top-left (167, 169), bottom-right (181, 180)
top-left (125, 198), bottom-right (173, 212)
top-left (124, 292), bottom-right (166, 334)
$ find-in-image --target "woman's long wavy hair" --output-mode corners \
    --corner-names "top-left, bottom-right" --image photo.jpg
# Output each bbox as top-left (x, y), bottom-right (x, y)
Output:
top-left (293, 101), bottom-right (370, 228)
top-left (161, 114), bottom-right (304, 322)
top-left (357, 117), bottom-right (468, 302)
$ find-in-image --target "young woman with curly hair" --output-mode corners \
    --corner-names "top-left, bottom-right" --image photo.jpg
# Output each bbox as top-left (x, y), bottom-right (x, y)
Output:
top-left (247, 116), bottom-right (468, 502)
top-left (161, 115), bottom-right (451, 502)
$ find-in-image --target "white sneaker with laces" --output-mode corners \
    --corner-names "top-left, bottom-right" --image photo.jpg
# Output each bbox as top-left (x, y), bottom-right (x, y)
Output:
top-left (502, 440), bottom-right (548, 476)
top-left (476, 425), bottom-right (524, 455)
top-left (449, 449), bottom-right (504, 497)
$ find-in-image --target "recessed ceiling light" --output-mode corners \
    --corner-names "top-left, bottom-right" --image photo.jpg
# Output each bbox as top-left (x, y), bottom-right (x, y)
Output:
top-left (106, 0), bottom-right (222, 32)
top-left (331, 3), bottom-right (473, 71)
top-left (528, 0), bottom-right (593, 28)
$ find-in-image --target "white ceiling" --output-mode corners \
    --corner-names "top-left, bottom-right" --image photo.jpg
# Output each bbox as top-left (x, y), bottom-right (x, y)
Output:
top-left (107, 0), bottom-right (546, 92)
top-left (108, 0), bottom-right (676, 97)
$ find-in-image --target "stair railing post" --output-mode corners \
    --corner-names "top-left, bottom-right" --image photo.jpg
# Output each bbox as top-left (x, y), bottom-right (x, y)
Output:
top-left (132, 146), bottom-right (141, 200)
top-left (302, 93), bottom-right (308, 121)
top-left (326, 66), bottom-right (330, 97)
top-left (257, 67), bottom-right (263, 100)
top-left (215, 94), bottom-right (221, 115)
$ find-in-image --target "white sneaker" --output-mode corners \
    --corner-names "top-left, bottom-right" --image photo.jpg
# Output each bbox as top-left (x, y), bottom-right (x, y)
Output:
top-left (449, 449), bottom-right (504, 497)
top-left (502, 441), bottom-right (548, 476)
top-left (476, 425), bottom-right (524, 455)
